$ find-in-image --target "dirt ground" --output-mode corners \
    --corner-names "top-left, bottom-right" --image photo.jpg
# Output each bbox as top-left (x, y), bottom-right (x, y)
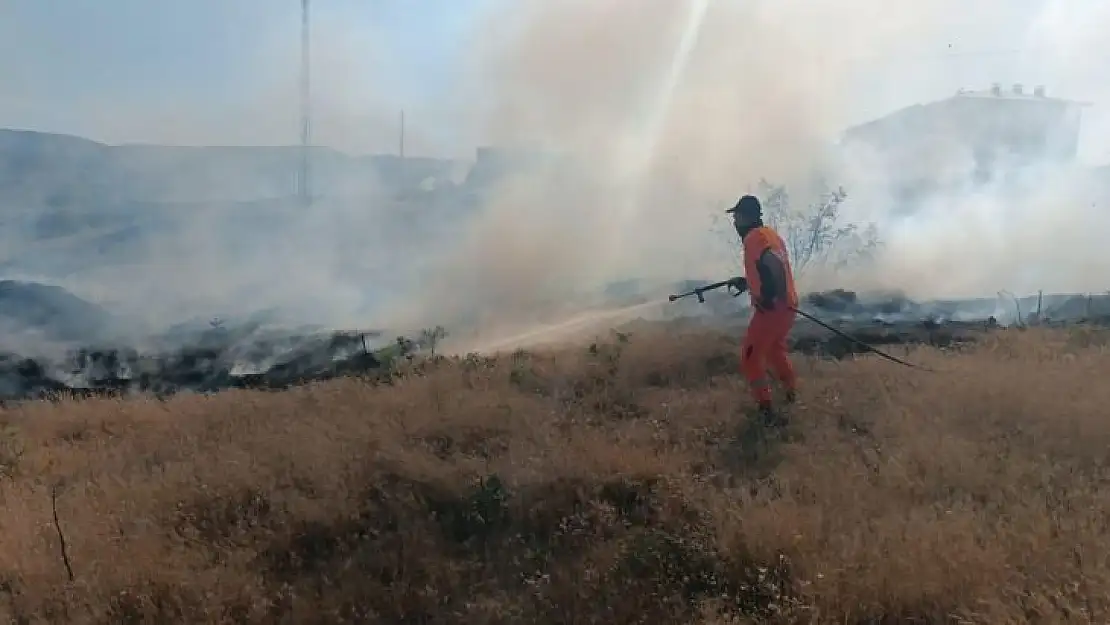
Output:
top-left (1, 324), bottom-right (1109, 624)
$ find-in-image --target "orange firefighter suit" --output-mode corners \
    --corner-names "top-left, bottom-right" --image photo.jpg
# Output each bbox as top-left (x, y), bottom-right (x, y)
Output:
top-left (740, 226), bottom-right (799, 407)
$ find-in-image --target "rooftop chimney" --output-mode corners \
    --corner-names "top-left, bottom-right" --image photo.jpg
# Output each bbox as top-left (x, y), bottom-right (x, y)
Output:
top-left (990, 83), bottom-right (1002, 96)
top-left (1034, 85), bottom-right (1046, 97)
top-left (1012, 83), bottom-right (1023, 95)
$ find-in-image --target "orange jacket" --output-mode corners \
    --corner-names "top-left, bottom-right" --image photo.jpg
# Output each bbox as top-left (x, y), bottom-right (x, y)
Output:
top-left (742, 226), bottom-right (798, 310)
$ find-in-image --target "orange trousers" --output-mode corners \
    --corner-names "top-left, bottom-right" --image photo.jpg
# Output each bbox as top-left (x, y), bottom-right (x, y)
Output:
top-left (741, 307), bottom-right (797, 404)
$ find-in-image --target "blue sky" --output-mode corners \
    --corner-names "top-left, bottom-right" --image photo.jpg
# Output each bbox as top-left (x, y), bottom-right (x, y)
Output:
top-left (0, 0), bottom-right (487, 96)
top-left (0, 0), bottom-right (493, 149)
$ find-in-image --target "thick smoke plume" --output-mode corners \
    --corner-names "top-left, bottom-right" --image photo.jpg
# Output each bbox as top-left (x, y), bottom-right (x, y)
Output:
top-left (859, 0), bottom-right (1110, 300)
top-left (395, 0), bottom-right (1109, 340)
top-left (1, 3), bottom-right (450, 337)
top-left (4, 0), bottom-right (1109, 350)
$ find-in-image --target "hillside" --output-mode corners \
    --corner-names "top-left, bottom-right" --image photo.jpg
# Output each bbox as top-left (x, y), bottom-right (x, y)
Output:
top-left (0, 130), bottom-right (461, 258)
top-left (0, 129), bottom-right (458, 208)
top-left (0, 324), bottom-right (1107, 623)
top-left (0, 129), bottom-right (475, 318)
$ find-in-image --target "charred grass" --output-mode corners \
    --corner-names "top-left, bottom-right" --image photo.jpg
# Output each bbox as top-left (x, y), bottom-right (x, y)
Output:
top-left (1, 325), bottom-right (1110, 623)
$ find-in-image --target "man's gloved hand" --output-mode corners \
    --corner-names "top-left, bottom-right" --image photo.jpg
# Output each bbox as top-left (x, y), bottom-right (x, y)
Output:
top-left (727, 276), bottom-right (749, 294)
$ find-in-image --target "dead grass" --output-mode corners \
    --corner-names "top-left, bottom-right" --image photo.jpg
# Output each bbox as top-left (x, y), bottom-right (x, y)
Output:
top-left (1, 325), bottom-right (1109, 624)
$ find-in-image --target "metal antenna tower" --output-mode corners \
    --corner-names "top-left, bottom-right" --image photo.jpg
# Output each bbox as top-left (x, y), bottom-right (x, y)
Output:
top-left (298, 0), bottom-right (312, 204)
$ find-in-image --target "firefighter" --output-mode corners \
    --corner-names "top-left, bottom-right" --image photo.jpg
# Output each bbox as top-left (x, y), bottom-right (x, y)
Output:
top-left (726, 194), bottom-right (798, 425)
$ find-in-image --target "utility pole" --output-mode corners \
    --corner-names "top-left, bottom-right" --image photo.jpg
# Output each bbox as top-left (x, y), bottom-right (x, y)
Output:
top-left (298, 0), bottom-right (312, 204)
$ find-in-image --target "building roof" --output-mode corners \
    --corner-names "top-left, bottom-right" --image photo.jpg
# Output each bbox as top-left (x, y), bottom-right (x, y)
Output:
top-left (952, 86), bottom-right (1091, 106)
top-left (842, 85), bottom-right (1090, 142)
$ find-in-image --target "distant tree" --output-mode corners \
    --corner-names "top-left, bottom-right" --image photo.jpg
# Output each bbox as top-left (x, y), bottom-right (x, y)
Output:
top-left (418, 325), bottom-right (448, 355)
top-left (714, 179), bottom-right (880, 278)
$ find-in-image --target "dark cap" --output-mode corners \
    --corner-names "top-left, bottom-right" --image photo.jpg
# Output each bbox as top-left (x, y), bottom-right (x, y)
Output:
top-left (725, 194), bottom-right (762, 219)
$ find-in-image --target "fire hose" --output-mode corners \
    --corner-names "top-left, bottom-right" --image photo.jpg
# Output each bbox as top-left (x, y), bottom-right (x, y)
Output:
top-left (668, 278), bottom-right (933, 372)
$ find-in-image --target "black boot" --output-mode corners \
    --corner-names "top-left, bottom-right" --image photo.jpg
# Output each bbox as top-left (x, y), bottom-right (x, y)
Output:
top-left (758, 401), bottom-right (787, 428)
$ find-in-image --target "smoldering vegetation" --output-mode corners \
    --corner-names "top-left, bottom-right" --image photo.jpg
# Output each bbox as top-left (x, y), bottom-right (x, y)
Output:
top-left (0, 263), bottom-right (1105, 402)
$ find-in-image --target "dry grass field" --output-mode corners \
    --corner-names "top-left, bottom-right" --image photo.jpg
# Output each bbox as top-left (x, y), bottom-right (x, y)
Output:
top-left (1, 324), bottom-right (1110, 624)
